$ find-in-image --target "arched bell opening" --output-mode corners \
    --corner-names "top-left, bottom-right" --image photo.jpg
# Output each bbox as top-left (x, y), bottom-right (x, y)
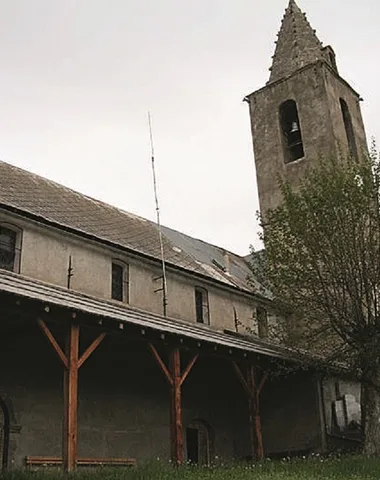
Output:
top-left (279, 99), bottom-right (305, 163)
top-left (340, 98), bottom-right (358, 161)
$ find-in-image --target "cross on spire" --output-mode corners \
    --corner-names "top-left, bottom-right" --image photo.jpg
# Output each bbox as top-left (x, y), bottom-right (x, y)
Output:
top-left (268, 0), bottom-right (324, 83)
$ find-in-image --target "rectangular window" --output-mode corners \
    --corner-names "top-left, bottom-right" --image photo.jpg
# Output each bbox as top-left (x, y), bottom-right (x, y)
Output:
top-left (0, 226), bottom-right (17, 271)
top-left (111, 262), bottom-right (129, 302)
top-left (195, 287), bottom-right (209, 325)
top-left (257, 306), bottom-right (268, 339)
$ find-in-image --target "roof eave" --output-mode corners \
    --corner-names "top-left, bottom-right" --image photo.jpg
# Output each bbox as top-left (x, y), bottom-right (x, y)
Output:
top-left (0, 202), bottom-right (271, 304)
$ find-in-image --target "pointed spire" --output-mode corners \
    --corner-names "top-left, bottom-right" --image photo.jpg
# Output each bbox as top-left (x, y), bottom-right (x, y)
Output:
top-left (268, 0), bottom-right (324, 83)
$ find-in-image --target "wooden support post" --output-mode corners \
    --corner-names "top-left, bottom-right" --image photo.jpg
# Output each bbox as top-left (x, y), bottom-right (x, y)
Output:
top-left (247, 365), bottom-right (260, 461)
top-left (63, 323), bottom-right (79, 473)
top-left (232, 361), bottom-right (268, 461)
top-left (149, 344), bottom-right (198, 465)
top-left (38, 319), bottom-right (106, 472)
top-left (169, 348), bottom-right (183, 465)
top-left (254, 368), bottom-right (268, 460)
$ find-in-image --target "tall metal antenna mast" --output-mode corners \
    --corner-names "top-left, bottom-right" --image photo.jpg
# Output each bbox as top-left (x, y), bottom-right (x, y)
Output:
top-left (148, 112), bottom-right (168, 316)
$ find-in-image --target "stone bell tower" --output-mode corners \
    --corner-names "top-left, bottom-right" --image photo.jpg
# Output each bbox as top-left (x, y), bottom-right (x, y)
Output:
top-left (246, 0), bottom-right (368, 215)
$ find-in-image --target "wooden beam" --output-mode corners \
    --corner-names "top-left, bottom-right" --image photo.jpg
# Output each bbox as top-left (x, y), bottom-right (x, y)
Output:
top-left (180, 354), bottom-right (198, 386)
top-left (148, 343), bottom-right (173, 386)
top-left (37, 319), bottom-right (68, 369)
top-left (254, 409), bottom-right (264, 460)
top-left (232, 361), bottom-right (249, 395)
top-left (258, 370), bottom-right (269, 395)
top-left (248, 364), bottom-right (267, 461)
top-left (170, 348), bottom-right (183, 464)
top-left (254, 369), bottom-right (268, 460)
top-left (63, 323), bottom-right (79, 472)
top-left (78, 332), bottom-right (106, 369)
top-left (247, 364), bottom-right (257, 461)
top-left (232, 362), bottom-right (267, 461)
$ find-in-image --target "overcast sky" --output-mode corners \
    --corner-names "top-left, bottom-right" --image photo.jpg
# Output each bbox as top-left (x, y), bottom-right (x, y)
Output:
top-left (0, 0), bottom-right (379, 255)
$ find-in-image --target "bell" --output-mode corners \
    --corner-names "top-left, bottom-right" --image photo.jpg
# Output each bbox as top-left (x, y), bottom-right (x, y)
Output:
top-left (290, 121), bottom-right (299, 133)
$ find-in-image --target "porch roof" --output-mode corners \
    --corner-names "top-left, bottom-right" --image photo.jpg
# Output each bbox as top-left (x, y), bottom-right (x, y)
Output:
top-left (0, 270), bottom-right (296, 362)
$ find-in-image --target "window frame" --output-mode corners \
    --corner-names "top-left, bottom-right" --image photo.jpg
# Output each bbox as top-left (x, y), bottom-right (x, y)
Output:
top-left (0, 223), bottom-right (22, 274)
top-left (194, 287), bottom-right (210, 325)
top-left (111, 260), bottom-right (130, 303)
top-left (256, 306), bottom-right (269, 339)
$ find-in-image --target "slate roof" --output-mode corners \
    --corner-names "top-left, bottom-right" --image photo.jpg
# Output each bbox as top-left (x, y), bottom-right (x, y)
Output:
top-left (0, 160), bottom-right (263, 296)
top-left (269, 0), bottom-right (325, 83)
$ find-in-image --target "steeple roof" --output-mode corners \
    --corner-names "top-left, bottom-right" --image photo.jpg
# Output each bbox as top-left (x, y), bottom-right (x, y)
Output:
top-left (268, 0), bottom-right (324, 83)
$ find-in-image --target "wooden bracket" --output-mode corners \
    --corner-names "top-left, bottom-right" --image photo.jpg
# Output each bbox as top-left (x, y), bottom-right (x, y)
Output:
top-left (233, 361), bottom-right (269, 398)
top-left (78, 333), bottom-right (106, 369)
top-left (38, 319), bottom-right (68, 369)
top-left (149, 344), bottom-right (173, 386)
top-left (258, 370), bottom-right (269, 395)
top-left (180, 355), bottom-right (198, 386)
top-left (149, 344), bottom-right (198, 388)
top-left (232, 361), bottom-right (250, 395)
top-left (38, 319), bottom-right (106, 371)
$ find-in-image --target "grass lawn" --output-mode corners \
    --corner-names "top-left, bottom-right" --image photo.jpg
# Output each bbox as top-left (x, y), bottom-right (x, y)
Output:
top-left (2, 456), bottom-right (380, 480)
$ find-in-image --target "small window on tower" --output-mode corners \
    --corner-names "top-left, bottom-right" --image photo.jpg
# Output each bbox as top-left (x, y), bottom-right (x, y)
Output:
top-left (279, 100), bottom-right (305, 163)
top-left (340, 98), bottom-right (358, 161)
top-left (194, 287), bottom-right (210, 325)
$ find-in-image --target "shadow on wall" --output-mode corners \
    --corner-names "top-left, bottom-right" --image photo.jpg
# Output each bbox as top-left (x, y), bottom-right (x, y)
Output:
top-left (0, 396), bottom-right (10, 471)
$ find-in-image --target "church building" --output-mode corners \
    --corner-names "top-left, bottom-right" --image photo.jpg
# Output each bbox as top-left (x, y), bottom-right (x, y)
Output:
top-left (0, 0), bottom-right (365, 471)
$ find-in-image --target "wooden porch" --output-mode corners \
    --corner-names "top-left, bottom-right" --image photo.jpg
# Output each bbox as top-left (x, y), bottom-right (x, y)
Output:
top-left (0, 271), bottom-right (297, 472)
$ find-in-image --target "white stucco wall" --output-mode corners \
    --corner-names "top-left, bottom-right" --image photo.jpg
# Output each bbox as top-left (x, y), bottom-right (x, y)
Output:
top-left (0, 210), bottom-right (262, 333)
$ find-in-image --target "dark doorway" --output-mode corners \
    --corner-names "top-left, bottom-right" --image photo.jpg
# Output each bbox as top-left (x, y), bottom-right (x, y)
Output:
top-left (186, 420), bottom-right (211, 465)
top-left (186, 427), bottom-right (199, 464)
top-left (0, 397), bottom-right (10, 471)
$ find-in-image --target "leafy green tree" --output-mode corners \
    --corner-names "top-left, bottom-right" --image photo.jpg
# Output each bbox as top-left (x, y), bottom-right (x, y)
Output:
top-left (257, 149), bottom-right (380, 455)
